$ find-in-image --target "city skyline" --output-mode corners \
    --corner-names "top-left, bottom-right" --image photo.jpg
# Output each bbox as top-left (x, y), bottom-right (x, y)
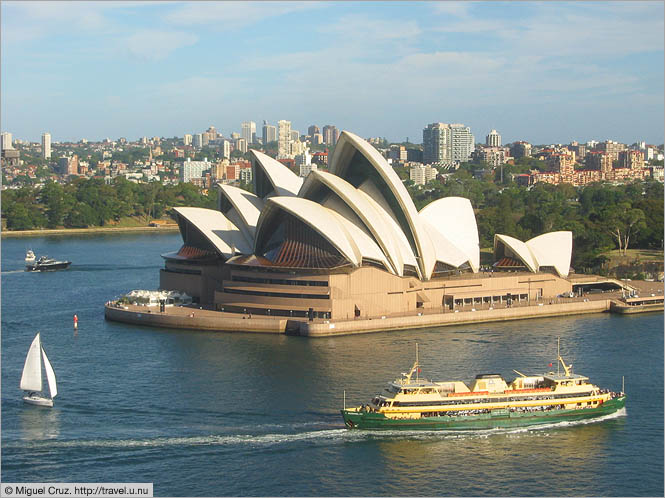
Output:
top-left (1, 1), bottom-right (663, 145)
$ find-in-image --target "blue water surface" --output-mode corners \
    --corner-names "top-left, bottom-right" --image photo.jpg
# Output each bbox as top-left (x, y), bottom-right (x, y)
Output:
top-left (1, 233), bottom-right (663, 496)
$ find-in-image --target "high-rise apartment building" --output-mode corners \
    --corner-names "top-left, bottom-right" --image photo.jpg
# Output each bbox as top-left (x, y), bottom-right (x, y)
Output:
top-left (423, 123), bottom-right (450, 164)
top-left (485, 129), bottom-right (501, 147)
top-left (308, 125), bottom-right (320, 137)
top-left (619, 149), bottom-right (644, 170)
top-left (410, 164), bottom-right (438, 185)
top-left (597, 140), bottom-right (626, 161)
top-left (41, 132), bottom-right (52, 159)
top-left (1, 131), bottom-right (13, 150)
top-left (510, 141), bottom-right (532, 159)
top-left (222, 140), bottom-right (231, 159)
top-left (450, 124), bottom-right (475, 163)
top-left (290, 130), bottom-right (300, 141)
top-left (241, 121), bottom-right (256, 145)
top-left (423, 123), bottom-right (474, 164)
top-left (180, 157), bottom-right (212, 183)
top-left (278, 120), bottom-right (292, 157)
top-left (322, 125), bottom-right (338, 145)
top-left (235, 138), bottom-right (247, 154)
top-left (183, 134), bottom-right (193, 146)
top-left (193, 134), bottom-right (203, 149)
top-left (389, 145), bottom-right (408, 162)
top-left (262, 121), bottom-right (277, 145)
top-left (58, 155), bottom-right (79, 175)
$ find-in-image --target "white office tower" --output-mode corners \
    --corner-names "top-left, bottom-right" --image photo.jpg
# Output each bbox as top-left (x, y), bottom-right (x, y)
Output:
top-left (193, 133), bottom-right (203, 149)
top-left (486, 129), bottom-right (501, 147)
top-left (1, 131), bottom-right (13, 150)
top-left (41, 132), bottom-right (52, 159)
top-left (262, 121), bottom-right (276, 145)
top-left (222, 140), bottom-right (231, 159)
top-left (241, 121), bottom-right (256, 145)
top-left (278, 120), bottom-right (292, 158)
top-left (183, 134), bottom-right (193, 146)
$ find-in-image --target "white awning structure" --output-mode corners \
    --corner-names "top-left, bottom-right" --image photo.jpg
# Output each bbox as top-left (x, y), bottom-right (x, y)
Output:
top-left (173, 207), bottom-right (252, 258)
top-left (250, 149), bottom-right (303, 198)
top-left (419, 197), bottom-right (480, 271)
top-left (330, 131), bottom-right (436, 279)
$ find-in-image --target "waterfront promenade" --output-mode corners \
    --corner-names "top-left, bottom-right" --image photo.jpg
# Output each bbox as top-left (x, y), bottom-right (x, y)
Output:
top-left (105, 279), bottom-right (663, 337)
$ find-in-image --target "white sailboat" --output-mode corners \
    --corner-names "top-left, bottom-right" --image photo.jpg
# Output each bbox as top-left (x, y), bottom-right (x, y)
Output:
top-left (20, 333), bottom-right (58, 407)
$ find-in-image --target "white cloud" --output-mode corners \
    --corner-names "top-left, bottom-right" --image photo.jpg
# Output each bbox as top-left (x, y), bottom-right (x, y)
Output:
top-left (122, 30), bottom-right (198, 61)
top-left (322, 15), bottom-right (422, 41)
top-left (164, 1), bottom-right (322, 28)
top-left (429, 3), bottom-right (472, 18)
top-left (430, 2), bottom-right (663, 58)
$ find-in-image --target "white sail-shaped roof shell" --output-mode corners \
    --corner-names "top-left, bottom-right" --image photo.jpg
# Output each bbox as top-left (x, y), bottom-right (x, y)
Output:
top-left (250, 150), bottom-right (303, 198)
top-left (494, 234), bottom-right (538, 273)
top-left (421, 219), bottom-right (474, 270)
top-left (330, 131), bottom-right (436, 279)
top-left (174, 207), bottom-right (252, 258)
top-left (299, 170), bottom-right (418, 276)
top-left (255, 197), bottom-right (391, 271)
top-left (419, 197), bottom-right (480, 271)
top-left (526, 231), bottom-right (572, 277)
top-left (217, 184), bottom-right (265, 243)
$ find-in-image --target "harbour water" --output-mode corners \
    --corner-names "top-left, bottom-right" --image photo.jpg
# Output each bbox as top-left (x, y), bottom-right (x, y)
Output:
top-left (2, 233), bottom-right (663, 496)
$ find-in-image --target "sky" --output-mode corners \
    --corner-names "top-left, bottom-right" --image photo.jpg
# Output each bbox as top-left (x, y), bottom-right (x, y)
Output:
top-left (1, 1), bottom-right (663, 145)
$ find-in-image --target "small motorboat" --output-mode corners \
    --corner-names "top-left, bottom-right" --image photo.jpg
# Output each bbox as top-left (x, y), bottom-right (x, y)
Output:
top-left (26, 256), bottom-right (71, 272)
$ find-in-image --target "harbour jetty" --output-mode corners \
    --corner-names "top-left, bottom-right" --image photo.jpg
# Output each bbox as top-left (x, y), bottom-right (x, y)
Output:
top-left (105, 279), bottom-right (663, 337)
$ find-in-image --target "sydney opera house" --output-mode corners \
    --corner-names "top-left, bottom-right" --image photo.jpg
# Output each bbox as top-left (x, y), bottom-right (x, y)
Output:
top-left (159, 131), bottom-right (574, 321)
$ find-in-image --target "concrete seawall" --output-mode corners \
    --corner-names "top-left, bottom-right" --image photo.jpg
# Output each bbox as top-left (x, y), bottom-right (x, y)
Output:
top-left (296, 300), bottom-right (612, 337)
top-left (106, 299), bottom-right (613, 336)
top-left (105, 304), bottom-right (288, 333)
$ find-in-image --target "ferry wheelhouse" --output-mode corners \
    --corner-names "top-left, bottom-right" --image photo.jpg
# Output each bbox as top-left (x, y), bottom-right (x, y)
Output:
top-left (342, 344), bottom-right (625, 430)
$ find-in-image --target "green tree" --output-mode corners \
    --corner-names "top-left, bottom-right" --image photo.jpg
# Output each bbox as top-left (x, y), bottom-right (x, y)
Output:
top-left (602, 203), bottom-right (647, 255)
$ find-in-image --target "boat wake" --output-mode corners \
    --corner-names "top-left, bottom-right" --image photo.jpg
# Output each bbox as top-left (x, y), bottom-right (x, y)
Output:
top-left (4, 409), bottom-right (627, 451)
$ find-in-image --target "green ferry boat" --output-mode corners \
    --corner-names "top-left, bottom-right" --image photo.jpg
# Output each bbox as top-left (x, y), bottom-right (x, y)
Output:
top-left (341, 343), bottom-right (626, 430)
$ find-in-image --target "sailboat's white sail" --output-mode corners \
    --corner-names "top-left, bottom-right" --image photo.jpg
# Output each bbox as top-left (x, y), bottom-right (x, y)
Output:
top-left (20, 334), bottom-right (43, 392)
top-left (42, 348), bottom-right (58, 399)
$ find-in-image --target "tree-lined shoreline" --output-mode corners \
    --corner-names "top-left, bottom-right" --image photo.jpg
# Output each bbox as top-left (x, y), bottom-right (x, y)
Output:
top-left (2, 175), bottom-right (662, 275)
top-left (1, 225), bottom-right (179, 238)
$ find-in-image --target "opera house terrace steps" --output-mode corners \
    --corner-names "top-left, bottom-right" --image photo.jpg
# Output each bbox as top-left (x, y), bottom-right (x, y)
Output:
top-left (104, 279), bottom-right (663, 337)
